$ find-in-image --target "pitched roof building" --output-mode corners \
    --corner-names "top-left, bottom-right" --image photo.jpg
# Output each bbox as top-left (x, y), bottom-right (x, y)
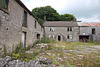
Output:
top-left (0, 0), bottom-right (44, 52)
top-left (43, 21), bottom-right (78, 27)
top-left (43, 21), bottom-right (79, 42)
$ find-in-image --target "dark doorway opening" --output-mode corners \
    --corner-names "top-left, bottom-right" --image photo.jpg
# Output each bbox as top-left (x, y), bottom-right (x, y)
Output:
top-left (79, 35), bottom-right (92, 42)
top-left (58, 35), bottom-right (61, 41)
top-left (37, 34), bottom-right (40, 39)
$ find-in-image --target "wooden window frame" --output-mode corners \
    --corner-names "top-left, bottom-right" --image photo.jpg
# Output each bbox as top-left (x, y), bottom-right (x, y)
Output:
top-left (0, 0), bottom-right (9, 10)
top-left (22, 11), bottom-right (27, 27)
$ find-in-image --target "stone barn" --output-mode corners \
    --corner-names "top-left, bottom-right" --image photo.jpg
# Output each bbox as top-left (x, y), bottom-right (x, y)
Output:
top-left (79, 23), bottom-right (100, 42)
top-left (0, 0), bottom-right (44, 52)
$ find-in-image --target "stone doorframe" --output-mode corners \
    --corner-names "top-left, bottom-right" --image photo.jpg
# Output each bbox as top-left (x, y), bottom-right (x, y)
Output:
top-left (56, 34), bottom-right (63, 41)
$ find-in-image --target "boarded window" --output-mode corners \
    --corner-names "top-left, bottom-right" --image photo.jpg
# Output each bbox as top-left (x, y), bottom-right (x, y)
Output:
top-left (22, 11), bottom-right (27, 27)
top-left (0, 0), bottom-right (9, 9)
top-left (92, 28), bottom-right (95, 34)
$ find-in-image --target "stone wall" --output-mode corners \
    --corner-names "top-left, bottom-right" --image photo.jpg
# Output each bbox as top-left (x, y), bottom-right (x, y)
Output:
top-left (0, 56), bottom-right (56, 67)
top-left (0, 0), bottom-right (44, 52)
top-left (80, 26), bottom-right (100, 41)
top-left (44, 26), bottom-right (79, 42)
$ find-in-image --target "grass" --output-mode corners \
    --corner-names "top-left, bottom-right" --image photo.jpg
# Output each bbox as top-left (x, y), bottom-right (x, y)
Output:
top-left (34, 41), bottom-right (100, 67)
top-left (1, 38), bottom-right (100, 66)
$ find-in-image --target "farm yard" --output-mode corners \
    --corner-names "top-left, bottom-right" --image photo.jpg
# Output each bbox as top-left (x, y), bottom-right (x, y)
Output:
top-left (25, 40), bottom-right (100, 67)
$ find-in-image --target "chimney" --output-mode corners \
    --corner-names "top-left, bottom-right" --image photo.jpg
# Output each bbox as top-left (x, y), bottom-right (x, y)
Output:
top-left (44, 16), bottom-right (46, 21)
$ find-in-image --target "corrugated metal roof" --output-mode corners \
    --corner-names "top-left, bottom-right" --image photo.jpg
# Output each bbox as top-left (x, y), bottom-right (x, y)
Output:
top-left (79, 22), bottom-right (100, 26)
top-left (43, 21), bottom-right (78, 27)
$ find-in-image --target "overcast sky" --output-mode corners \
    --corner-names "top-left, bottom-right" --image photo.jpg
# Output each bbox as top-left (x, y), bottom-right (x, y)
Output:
top-left (21, 0), bottom-right (100, 22)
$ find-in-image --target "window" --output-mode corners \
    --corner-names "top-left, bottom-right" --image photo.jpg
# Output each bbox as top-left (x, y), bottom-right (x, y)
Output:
top-left (67, 27), bottom-right (70, 31)
top-left (67, 35), bottom-right (69, 39)
top-left (49, 34), bottom-right (54, 39)
top-left (49, 27), bottom-right (54, 31)
top-left (0, 0), bottom-right (9, 9)
top-left (69, 35), bottom-right (72, 39)
top-left (70, 27), bottom-right (72, 31)
top-left (67, 35), bottom-right (73, 39)
top-left (92, 28), bottom-right (95, 34)
top-left (49, 35), bottom-right (51, 38)
top-left (22, 11), bottom-right (27, 27)
top-left (34, 21), bottom-right (37, 29)
top-left (67, 27), bottom-right (72, 31)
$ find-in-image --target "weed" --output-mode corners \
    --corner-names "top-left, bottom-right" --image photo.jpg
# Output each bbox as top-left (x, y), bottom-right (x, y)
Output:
top-left (3, 44), bottom-right (7, 57)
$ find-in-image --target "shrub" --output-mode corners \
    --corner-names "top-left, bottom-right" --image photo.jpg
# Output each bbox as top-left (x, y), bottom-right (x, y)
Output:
top-left (11, 42), bottom-right (26, 60)
top-left (32, 37), bottom-right (56, 47)
top-left (87, 39), bottom-right (94, 43)
top-left (3, 44), bottom-right (7, 57)
top-left (41, 38), bottom-right (51, 43)
top-left (16, 43), bottom-right (25, 53)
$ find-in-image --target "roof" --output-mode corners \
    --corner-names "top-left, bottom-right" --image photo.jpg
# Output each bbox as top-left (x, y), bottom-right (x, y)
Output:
top-left (15, 0), bottom-right (43, 27)
top-left (43, 21), bottom-right (78, 27)
top-left (79, 22), bottom-right (100, 26)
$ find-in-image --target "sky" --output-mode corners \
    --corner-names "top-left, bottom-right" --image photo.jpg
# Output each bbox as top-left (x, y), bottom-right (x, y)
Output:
top-left (21, 0), bottom-right (100, 22)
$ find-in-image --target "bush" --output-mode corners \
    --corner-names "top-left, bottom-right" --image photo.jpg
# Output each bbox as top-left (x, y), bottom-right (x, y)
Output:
top-left (87, 39), bottom-right (94, 43)
top-left (11, 43), bottom-right (26, 60)
top-left (41, 38), bottom-right (51, 43)
top-left (3, 44), bottom-right (7, 57)
top-left (33, 37), bottom-right (56, 47)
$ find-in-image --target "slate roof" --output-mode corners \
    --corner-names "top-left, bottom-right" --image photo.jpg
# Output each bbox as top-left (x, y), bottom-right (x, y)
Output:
top-left (43, 21), bottom-right (78, 27)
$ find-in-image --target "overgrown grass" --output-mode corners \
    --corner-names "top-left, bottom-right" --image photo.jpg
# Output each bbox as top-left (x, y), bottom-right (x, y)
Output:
top-left (1, 39), bottom-right (100, 66)
top-left (35, 41), bottom-right (100, 67)
top-left (32, 37), bottom-right (56, 47)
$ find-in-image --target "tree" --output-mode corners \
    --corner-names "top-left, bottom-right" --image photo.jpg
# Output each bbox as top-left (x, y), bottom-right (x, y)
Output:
top-left (32, 6), bottom-right (76, 24)
top-left (32, 6), bottom-right (59, 24)
top-left (60, 14), bottom-right (76, 21)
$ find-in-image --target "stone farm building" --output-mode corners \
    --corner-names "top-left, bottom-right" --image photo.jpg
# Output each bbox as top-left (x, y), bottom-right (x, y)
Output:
top-left (79, 23), bottom-right (100, 43)
top-left (43, 21), bottom-right (79, 42)
top-left (0, 0), bottom-right (100, 52)
top-left (0, 0), bottom-right (44, 52)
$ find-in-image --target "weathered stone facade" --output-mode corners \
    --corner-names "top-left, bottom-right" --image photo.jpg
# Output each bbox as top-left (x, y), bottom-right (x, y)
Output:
top-left (44, 27), bottom-right (79, 42)
top-left (79, 26), bottom-right (100, 41)
top-left (43, 21), bottom-right (79, 42)
top-left (0, 0), bottom-right (44, 52)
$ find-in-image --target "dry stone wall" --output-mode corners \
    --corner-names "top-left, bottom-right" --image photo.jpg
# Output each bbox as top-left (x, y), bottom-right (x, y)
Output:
top-left (0, 56), bottom-right (56, 67)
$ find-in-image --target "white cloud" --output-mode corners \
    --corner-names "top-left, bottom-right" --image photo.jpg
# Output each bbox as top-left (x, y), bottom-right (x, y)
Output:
top-left (21, 0), bottom-right (100, 22)
top-left (21, 0), bottom-right (68, 12)
top-left (78, 15), bottom-right (100, 22)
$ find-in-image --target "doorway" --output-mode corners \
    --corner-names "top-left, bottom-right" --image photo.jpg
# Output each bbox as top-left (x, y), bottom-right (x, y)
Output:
top-left (58, 35), bottom-right (61, 41)
top-left (37, 34), bottom-right (40, 39)
top-left (22, 32), bottom-right (26, 48)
